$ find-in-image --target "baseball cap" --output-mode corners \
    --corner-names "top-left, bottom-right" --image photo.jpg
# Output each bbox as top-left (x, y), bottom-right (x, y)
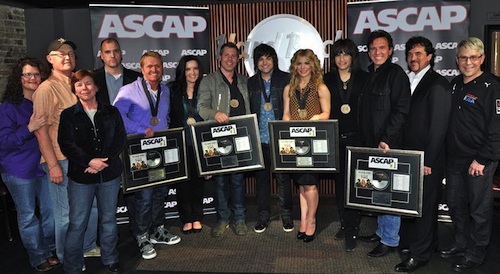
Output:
top-left (47, 38), bottom-right (77, 54)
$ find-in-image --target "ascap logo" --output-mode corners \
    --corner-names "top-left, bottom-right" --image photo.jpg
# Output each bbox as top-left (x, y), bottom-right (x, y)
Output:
top-left (143, 49), bottom-right (170, 56)
top-left (141, 136), bottom-right (167, 150)
top-left (368, 156), bottom-right (398, 170)
top-left (164, 201), bottom-right (177, 208)
top-left (97, 14), bottom-right (207, 38)
top-left (353, 5), bottom-right (467, 34)
top-left (203, 197), bottom-right (214, 204)
top-left (116, 206), bottom-right (128, 214)
top-left (289, 127), bottom-right (316, 137)
top-left (182, 49), bottom-right (208, 56)
top-left (211, 124), bottom-right (237, 138)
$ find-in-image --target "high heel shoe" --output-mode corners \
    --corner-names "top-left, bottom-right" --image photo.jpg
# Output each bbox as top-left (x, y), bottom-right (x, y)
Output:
top-left (182, 229), bottom-right (193, 234)
top-left (297, 231), bottom-right (306, 240)
top-left (303, 233), bottom-right (315, 243)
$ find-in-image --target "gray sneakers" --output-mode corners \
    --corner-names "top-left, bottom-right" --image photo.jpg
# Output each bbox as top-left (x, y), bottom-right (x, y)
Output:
top-left (137, 233), bottom-right (157, 260)
top-left (235, 221), bottom-right (248, 236)
top-left (150, 225), bottom-right (181, 245)
top-left (211, 222), bottom-right (229, 237)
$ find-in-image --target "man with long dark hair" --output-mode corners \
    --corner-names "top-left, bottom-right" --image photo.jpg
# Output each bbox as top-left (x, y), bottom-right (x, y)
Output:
top-left (248, 44), bottom-right (293, 234)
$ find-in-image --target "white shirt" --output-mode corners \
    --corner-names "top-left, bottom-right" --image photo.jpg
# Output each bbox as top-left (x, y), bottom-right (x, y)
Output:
top-left (407, 65), bottom-right (431, 95)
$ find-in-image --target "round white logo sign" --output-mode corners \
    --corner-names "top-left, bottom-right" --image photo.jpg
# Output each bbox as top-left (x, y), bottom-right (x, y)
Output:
top-left (244, 14), bottom-right (327, 77)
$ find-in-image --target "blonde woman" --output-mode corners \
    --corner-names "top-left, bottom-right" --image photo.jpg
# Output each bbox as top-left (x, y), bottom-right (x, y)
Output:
top-left (283, 49), bottom-right (330, 242)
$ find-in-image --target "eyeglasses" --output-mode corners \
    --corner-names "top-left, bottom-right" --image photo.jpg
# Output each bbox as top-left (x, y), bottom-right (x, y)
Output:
top-left (49, 52), bottom-right (75, 58)
top-left (457, 55), bottom-right (483, 63)
top-left (21, 73), bottom-right (41, 79)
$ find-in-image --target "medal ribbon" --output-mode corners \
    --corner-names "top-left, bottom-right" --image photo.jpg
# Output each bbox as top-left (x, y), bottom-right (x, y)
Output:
top-left (338, 73), bottom-right (352, 105)
top-left (141, 79), bottom-right (161, 120)
top-left (259, 76), bottom-right (271, 104)
top-left (295, 84), bottom-right (312, 110)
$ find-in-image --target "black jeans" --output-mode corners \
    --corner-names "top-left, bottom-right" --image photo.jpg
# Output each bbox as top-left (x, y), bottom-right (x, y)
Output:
top-left (333, 135), bottom-right (361, 236)
top-left (255, 144), bottom-right (293, 222)
top-left (176, 146), bottom-right (204, 224)
top-left (446, 159), bottom-right (498, 263)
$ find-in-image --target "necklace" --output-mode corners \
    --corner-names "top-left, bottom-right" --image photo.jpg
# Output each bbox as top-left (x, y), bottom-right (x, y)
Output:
top-left (342, 79), bottom-right (349, 90)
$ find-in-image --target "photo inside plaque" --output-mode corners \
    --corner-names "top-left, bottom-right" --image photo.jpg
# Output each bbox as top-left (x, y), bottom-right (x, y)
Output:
top-left (146, 151), bottom-right (162, 168)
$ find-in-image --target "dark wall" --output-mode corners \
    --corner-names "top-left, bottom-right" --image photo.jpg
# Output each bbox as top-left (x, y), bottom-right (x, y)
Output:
top-left (24, 1), bottom-right (500, 72)
top-left (25, 8), bottom-right (94, 70)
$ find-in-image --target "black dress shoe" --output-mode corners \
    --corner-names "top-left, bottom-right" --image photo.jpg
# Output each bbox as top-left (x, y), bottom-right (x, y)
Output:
top-left (107, 263), bottom-right (121, 274)
top-left (297, 231), bottom-right (306, 239)
top-left (367, 242), bottom-right (396, 257)
top-left (452, 258), bottom-right (481, 272)
top-left (345, 235), bottom-right (357, 252)
top-left (440, 247), bottom-right (465, 259)
top-left (359, 233), bottom-right (381, 243)
top-left (395, 257), bottom-right (428, 272)
top-left (303, 233), bottom-right (315, 243)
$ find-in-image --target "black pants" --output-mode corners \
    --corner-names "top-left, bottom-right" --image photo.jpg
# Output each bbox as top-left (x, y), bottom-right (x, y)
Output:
top-left (176, 146), bottom-right (205, 224)
top-left (446, 159), bottom-right (498, 263)
top-left (400, 168), bottom-right (443, 261)
top-left (333, 135), bottom-right (361, 236)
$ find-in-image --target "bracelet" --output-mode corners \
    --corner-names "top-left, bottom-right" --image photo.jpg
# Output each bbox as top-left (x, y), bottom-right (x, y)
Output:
top-left (48, 164), bottom-right (58, 171)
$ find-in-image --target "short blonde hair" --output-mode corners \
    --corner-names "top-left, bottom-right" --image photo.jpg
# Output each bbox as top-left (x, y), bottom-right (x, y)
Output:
top-left (140, 51), bottom-right (163, 68)
top-left (457, 37), bottom-right (484, 56)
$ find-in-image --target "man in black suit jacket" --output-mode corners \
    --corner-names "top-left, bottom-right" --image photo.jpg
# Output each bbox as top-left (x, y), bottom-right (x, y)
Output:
top-left (94, 38), bottom-right (141, 234)
top-left (395, 36), bottom-right (452, 272)
top-left (94, 38), bottom-right (141, 105)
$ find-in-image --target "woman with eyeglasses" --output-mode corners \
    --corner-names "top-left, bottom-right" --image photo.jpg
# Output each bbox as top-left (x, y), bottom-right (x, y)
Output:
top-left (0, 57), bottom-right (59, 272)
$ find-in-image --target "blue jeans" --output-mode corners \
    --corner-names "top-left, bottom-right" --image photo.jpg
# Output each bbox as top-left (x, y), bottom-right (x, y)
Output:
top-left (134, 185), bottom-right (167, 236)
top-left (1, 173), bottom-right (55, 267)
top-left (376, 214), bottom-right (400, 247)
top-left (42, 160), bottom-right (97, 263)
top-left (63, 178), bottom-right (120, 273)
top-left (214, 173), bottom-right (246, 223)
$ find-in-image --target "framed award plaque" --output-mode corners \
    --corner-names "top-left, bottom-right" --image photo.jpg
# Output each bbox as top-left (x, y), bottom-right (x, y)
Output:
top-left (345, 146), bottom-right (424, 217)
top-left (121, 128), bottom-right (188, 193)
top-left (268, 120), bottom-right (339, 172)
top-left (191, 114), bottom-right (264, 176)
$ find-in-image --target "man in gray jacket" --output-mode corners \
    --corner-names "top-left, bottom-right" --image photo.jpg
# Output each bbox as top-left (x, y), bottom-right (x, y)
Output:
top-left (197, 42), bottom-right (251, 237)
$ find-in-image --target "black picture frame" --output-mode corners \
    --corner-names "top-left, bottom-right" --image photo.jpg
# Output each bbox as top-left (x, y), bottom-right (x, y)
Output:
top-left (190, 114), bottom-right (264, 176)
top-left (121, 128), bottom-right (188, 193)
top-left (268, 120), bottom-right (339, 172)
top-left (345, 146), bottom-right (424, 217)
